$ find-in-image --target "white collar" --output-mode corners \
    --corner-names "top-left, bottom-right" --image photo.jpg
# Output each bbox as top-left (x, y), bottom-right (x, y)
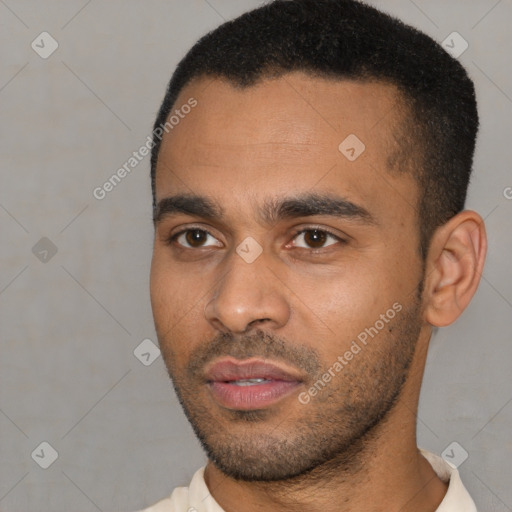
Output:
top-left (419, 449), bottom-right (477, 511)
top-left (141, 449), bottom-right (477, 511)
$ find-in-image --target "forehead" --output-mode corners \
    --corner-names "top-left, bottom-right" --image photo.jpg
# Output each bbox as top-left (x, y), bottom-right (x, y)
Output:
top-left (155, 72), bottom-right (417, 225)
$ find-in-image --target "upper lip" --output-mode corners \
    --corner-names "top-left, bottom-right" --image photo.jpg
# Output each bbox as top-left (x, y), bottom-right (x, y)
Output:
top-left (204, 357), bottom-right (304, 383)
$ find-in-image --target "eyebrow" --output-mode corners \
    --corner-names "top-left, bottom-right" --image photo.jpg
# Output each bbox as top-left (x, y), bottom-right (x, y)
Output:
top-left (261, 193), bottom-right (375, 226)
top-left (153, 192), bottom-right (375, 226)
top-left (153, 194), bottom-right (222, 224)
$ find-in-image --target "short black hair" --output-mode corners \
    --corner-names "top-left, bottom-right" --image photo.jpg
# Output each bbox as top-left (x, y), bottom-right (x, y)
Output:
top-left (150, 0), bottom-right (478, 258)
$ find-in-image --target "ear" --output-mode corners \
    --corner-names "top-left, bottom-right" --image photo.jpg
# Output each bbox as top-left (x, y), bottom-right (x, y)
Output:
top-left (423, 210), bottom-right (487, 327)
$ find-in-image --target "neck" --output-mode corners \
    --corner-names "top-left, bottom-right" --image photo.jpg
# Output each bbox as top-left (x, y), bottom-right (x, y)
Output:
top-left (203, 335), bottom-right (448, 512)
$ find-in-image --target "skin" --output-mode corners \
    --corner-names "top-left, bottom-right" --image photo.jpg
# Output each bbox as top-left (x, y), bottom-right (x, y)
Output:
top-left (150, 71), bottom-right (487, 512)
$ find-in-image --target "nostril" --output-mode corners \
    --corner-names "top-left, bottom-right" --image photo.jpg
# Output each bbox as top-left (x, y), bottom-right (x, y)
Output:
top-left (247, 318), bottom-right (271, 328)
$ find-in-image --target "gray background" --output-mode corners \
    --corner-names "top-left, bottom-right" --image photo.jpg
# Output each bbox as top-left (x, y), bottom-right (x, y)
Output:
top-left (0, 0), bottom-right (510, 510)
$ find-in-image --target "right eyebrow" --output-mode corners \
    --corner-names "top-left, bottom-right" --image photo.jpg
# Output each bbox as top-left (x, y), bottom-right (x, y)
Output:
top-left (153, 194), bottom-right (222, 225)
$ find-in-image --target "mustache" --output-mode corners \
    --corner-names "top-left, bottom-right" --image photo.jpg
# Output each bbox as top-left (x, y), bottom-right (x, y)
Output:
top-left (186, 329), bottom-right (322, 379)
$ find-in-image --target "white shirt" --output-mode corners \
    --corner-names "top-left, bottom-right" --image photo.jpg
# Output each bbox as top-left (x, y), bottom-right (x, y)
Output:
top-left (137, 449), bottom-right (477, 512)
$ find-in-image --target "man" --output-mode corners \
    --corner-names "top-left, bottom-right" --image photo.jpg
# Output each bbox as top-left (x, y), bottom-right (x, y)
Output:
top-left (142, 0), bottom-right (487, 510)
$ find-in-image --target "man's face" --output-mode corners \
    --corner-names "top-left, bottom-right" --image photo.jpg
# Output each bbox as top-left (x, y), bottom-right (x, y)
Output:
top-left (150, 72), bottom-right (427, 481)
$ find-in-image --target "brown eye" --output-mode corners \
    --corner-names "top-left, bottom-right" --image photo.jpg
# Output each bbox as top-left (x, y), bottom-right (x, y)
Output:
top-left (185, 229), bottom-right (208, 247)
top-left (173, 229), bottom-right (222, 249)
top-left (291, 229), bottom-right (340, 249)
top-left (303, 230), bottom-right (327, 248)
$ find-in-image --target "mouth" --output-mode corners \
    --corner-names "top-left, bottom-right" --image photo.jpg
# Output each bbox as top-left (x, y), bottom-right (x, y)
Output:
top-left (218, 377), bottom-right (274, 386)
top-left (203, 357), bottom-right (304, 410)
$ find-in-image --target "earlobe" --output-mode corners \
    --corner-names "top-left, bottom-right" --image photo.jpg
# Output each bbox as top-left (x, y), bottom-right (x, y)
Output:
top-left (423, 211), bottom-right (487, 327)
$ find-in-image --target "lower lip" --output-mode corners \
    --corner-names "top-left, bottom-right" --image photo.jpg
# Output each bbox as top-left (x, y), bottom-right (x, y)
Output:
top-left (208, 380), bottom-right (301, 410)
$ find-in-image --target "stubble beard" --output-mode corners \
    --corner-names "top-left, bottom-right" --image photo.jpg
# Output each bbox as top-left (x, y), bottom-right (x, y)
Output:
top-left (159, 294), bottom-right (423, 483)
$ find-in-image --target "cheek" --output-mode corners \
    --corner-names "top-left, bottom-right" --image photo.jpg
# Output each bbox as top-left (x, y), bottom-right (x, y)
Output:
top-left (150, 253), bottom-right (171, 319)
top-left (150, 254), bottom-right (198, 330)
top-left (150, 252), bottom-right (208, 361)
top-left (286, 262), bottom-right (401, 342)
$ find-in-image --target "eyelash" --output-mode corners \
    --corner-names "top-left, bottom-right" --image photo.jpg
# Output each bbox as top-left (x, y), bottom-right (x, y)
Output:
top-left (166, 226), bottom-right (347, 250)
top-left (288, 227), bottom-right (346, 248)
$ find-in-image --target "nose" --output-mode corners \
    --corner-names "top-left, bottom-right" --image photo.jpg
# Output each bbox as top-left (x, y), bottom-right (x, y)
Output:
top-left (204, 249), bottom-right (291, 334)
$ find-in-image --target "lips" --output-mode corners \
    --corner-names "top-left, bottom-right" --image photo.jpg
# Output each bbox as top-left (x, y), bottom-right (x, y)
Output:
top-left (203, 357), bottom-right (304, 410)
top-left (204, 357), bottom-right (304, 383)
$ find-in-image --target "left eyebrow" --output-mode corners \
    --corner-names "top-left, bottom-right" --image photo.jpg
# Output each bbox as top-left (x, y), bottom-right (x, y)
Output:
top-left (260, 193), bottom-right (376, 226)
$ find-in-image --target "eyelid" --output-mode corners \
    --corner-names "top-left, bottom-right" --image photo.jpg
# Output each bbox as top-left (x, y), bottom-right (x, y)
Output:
top-left (164, 224), bottom-right (348, 250)
top-left (166, 225), bottom-right (223, 248)
top-left (286, 225), bottom-right (349, 247)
